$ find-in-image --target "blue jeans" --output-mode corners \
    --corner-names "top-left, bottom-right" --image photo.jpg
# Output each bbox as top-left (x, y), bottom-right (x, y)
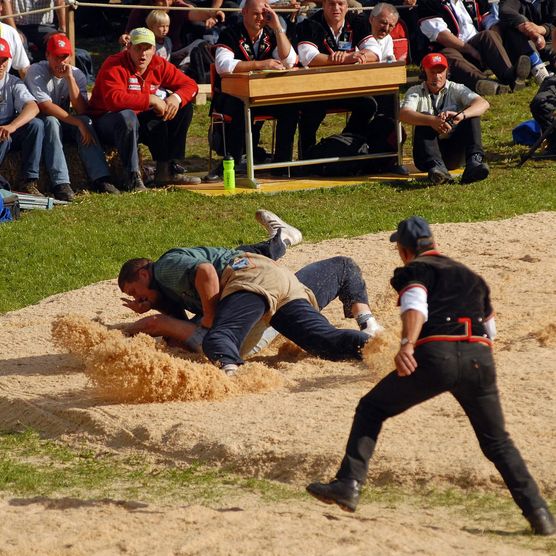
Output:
top-left (0, 118), bottom-right (43, 181)
top-left (42, 115), bottom-right (111, 185)
top-left (336, 341), bottom-right (547, 516)
top-left (295, 256), bottom-right (369, 317)
top-left (202, 288), bottom-right (369, 367)
top-left (94, 110), bottom-right (140, 175)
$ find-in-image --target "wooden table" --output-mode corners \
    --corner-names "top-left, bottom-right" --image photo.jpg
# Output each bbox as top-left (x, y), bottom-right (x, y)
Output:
top-left (221, 61), bottom-right (407, 188)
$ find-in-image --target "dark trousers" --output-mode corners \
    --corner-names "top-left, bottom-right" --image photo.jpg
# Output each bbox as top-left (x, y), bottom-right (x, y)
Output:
top-left (441, 30), bottom-right (514, 91)
top-left (530, 75), bottom-right (556, 145)
top-left (298, 97), bottom-right (378, 157)
top-left (202, 290), bottom-right (369, 366)
top-left (94, 104), bottom-right (193, 174)
top-left (500, 26), bottom-right (556, 69)
top-left (413, 117), bottom-right (484, 171)
top-left (336, 341), bottom-right (547, 516)
top-left (214, 93), bottom-right (298, 163)
top-left (138, 103), bottom-right (193, 162)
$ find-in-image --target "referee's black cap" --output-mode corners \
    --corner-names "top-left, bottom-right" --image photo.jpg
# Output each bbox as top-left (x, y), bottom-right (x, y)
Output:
top-left (390, 216), bottom-right (433, 250)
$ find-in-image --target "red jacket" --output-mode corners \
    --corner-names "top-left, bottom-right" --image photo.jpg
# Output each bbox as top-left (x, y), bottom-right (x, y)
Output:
top-left (88, 50), bottom-right (198, 117)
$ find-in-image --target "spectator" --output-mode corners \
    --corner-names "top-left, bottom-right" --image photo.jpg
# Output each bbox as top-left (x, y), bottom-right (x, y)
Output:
top-left (0, 38), bottom-right (44, 196)
top-left (88, 28), bottom-right (201, 191)
top-left (295, 0), bottom-right (377, 156)
top-left (0, 0), bottom-right (30, 78)
top-left (399, 52), bottom-right (490, 184)
top-left (210, 0), bottom-right (298, 174)
top-left (146, 9), bottom-right (173, 60)
top-left (9, 0), bottom-right (66, 59)
top-left (119, 0), bottom-right (224, 63)
top-left (499, 0), bottom-right (556, 84)
top-left (9, 0), bottom-right (95, 82)
top-left (354, 2), bottom-right (399, 63)
top-left (418, 0), bottom-right (531, 94)
top-left (25, 34), bottom-right (119, 201)
top-left (530, 74), bottom-right (556, 154)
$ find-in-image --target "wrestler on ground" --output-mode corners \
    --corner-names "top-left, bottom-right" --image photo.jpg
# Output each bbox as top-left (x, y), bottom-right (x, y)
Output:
top-left (118, 214), bottom-right (380, 375)
top-left (306, 215), bottom-right (556, 537)
top-left (88, 27), bottom-right (200, 192)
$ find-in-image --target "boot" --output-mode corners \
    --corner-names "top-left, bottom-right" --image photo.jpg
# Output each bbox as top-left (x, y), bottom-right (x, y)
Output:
top-left (526, 507), bottom-right (556, 536)
top-left (306, 478), bottom-right (361, 512)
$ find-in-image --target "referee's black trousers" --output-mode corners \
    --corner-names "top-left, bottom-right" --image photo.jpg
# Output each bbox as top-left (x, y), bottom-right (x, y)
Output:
top-left (336, 341), bottom-right (547, 516)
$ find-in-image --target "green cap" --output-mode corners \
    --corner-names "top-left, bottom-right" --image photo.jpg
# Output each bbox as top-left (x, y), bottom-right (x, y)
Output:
top-left (129, 27), bottom-right (156, 47)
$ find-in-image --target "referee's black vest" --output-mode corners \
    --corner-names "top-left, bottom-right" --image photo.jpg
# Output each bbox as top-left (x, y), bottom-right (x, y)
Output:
top-left (213, 24), bottom-right (278, 91)
top-left (391, 251), bottom-right (493, 345)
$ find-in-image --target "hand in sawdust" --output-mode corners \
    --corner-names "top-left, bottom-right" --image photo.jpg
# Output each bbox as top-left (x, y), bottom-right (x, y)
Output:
top-left (121, 297), bottom-right (152, 314)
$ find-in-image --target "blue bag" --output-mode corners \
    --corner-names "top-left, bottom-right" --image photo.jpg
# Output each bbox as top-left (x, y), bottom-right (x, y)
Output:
top-left (512, 119), bottom-right (541, 146)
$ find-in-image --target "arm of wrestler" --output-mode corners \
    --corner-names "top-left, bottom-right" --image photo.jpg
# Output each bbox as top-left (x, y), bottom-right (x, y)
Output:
top-left (195, 263), bottom-right (221, 328)
top-left (126, 313), bottom-right (198, 340)
top-left (394, 308), bottom-right (425, 377)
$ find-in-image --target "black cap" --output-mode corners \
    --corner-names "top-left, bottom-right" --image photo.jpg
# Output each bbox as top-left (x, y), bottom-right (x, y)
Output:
top-left (389, 216), bottom-right (433, 250)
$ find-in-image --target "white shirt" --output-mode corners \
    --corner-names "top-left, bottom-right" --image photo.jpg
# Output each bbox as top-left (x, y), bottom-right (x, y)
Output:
top-left (24, 61), bottom-right (87, 111)
top-left (420, 0), bottom-right (478, 43)
top-left (0, 22), bottom-right (30, 73)
top-left (298, 22), bottom-right (349, 67)
top-left (358, 34), bottom-right (394, 61)
top-left (215, 31), bottom-right (297, 74)
top-left (0, 74), bottom-right (35, 125)
top-left (402, 79), bottom-right (479, 115)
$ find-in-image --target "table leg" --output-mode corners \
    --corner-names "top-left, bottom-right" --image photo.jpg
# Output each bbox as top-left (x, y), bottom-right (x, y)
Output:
top-left (236, 103), bottom-right (260, 189)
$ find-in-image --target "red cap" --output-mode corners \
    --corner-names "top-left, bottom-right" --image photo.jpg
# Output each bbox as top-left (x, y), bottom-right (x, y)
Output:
top-left (421, 52), bottom-right (448, 70)
top-left (0, 38), bottom-right (12, 59)
top-left (46, 34), bottom-right (72, 57)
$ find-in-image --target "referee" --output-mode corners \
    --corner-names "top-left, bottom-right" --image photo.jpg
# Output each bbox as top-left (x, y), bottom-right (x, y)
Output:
top-left (306, 216), bottom-right (555, 536)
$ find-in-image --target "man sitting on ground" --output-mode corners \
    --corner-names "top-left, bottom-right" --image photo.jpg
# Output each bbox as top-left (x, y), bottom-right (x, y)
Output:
top-left (418, 0), bottom-right (531, 95)
top-left (0, 39), bottom-right (44, 196)
top-left (400, 52), bottom-right (490, 185)
top-left (25, 34), bottom-right (119, 201)
top-left (88, 27), bottom-right (201, 192)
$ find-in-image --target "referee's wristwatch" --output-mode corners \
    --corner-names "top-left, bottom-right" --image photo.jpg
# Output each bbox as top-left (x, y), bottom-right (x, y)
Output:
top-left (400, 337), bottom-right (414, 346)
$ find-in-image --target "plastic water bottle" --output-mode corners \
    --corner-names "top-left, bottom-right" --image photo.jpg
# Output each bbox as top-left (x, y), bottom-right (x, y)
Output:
top-left (223, 155), bottom-right (235, 191)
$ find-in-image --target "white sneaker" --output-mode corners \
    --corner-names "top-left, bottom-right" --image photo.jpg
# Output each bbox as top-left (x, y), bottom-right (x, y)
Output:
top-left (532, 63), bottom-right (550, 85)
top-left (255, 209), bottom-right (303, 247)
top-left (222, 363), bottom-right (238, 377)
top-left (359, 316), bottom-right (384, 338)
top-left (245, 326), bottom-right (280, 357)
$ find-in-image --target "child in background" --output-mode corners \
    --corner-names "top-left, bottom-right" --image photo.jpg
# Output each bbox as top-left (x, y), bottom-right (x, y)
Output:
top-left (146, 10), bottom-right (172, 61)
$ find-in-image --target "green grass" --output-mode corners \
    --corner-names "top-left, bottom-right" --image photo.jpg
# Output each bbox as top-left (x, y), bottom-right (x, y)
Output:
top-left (1, 430), bottom-right (554, 553)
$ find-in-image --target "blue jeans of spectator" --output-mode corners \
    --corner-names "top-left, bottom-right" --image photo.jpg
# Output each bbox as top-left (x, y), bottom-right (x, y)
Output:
top-left (42, 115), bottom-right (111, 186)
top-left (202, 290), bottom-right (369, 367)
top-left (336, 341), bottom-right (547, 516)
top-left (94, 109), bottom-right (140, 176)
top-left (0, 118), bottom-right (43, 181)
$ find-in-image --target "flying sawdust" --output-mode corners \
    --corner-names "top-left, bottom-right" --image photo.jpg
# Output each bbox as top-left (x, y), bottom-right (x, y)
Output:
top-left (51, 315), bottom-right (285, 403)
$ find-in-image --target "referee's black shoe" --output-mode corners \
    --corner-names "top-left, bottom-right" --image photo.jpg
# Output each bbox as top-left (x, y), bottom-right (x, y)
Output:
top-left (306, 478), bottom-right (360, 512)
top-left (526, 507), bottom-right (556, 536)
